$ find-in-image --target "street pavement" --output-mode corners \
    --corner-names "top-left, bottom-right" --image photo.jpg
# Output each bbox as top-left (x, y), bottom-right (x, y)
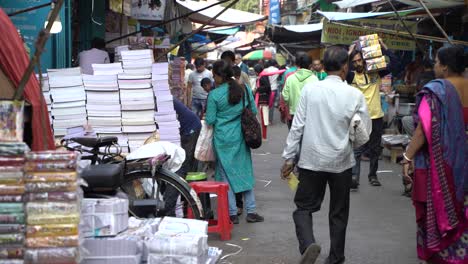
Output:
top-left (209, 120), bottom-right (420, 264)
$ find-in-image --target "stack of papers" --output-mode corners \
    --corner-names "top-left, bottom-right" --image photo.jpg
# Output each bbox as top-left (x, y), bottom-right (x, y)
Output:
top-left (92, 63), bottom-right (124, 76)
top-left (36, 73), bottom-right (52, 121)
top-left (114, 45), bottom-right (129, 62)
top-left (47, 67), bottom-right (87, 136)
top-left (168, 57), bottom-right (186, 104)
top-left (152, 63), bottom-right (181, 146)
top-left (119, 50), bottom-right (157, 151)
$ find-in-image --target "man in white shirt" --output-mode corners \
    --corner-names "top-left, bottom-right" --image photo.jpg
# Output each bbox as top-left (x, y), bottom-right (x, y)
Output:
top-left (78, 38), bottom-right (110, 75)
top-left (281, 46), bottom-right (371, 264)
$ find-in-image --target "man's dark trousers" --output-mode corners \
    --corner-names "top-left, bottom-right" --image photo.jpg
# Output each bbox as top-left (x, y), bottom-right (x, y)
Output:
top-left (293, 168), bottom-right (352, 264)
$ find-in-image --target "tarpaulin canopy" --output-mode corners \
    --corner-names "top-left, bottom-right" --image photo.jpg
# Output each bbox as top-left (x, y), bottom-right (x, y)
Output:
top-left (203, 26), bottom-right (241, 35)
top-left (176, 0), bottom-right (267, 26)
top-left (316, 8), bottom-right (422, 21)
top-left (333, 0), bottom-right (464, 9)
top-left (333, 0), bottom-right (381, 9)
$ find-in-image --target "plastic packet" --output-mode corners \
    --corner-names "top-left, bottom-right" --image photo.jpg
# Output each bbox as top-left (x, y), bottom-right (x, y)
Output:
top-left (0, 185), bottom-right (25, 195)
top-left (0, 195), bottom-right (23, 203)
top-left (361, 45), bottom-right (382, 60)
top-left (23, 160), bottom-right (77, 172)
top-left (359, 33), bottom-right (379, 41)
top-left (23, 192), bottom-right (77, 202)
top-left (26, 213), bottom-right (79, 225)
top-left (24, 172), bottom-right (77, 183)
top-left (0, 213), bottom-right (25, 224)
top-left (287, 173), bottom-right (299, 191)
top-left (26, 235), bottom-right (79, 248)
top-left (0, 157), bottom-right (24, 167)
top-left (0, 233), bottom-right (24, 246)
top-left (0, 247), bottom-right (23, 259)
top-left (26, 202), bottom-right (79, 216)
top-left (0, 224), bottom-right (25, 234)
top-left (359, 39), bottom-right (379, 49)
top-left (366, 56), bottom-right (387, 72)
top-left (25, 151), bottom-right (77, 162)
top-left (26, 224), bottom-right (78, 237)
top-left (25, 182), bottom-right (77, 193)
top-left (0, 142), bottom-right (29, 156)
top-left (24, 247), bottom-right (79, 264)
top-left (0, 203), bottom-right (23, 214)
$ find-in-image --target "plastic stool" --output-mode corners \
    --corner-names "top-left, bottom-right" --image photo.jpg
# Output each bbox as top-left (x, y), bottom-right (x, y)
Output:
top-left (187, 181), bottom-right (233, 240)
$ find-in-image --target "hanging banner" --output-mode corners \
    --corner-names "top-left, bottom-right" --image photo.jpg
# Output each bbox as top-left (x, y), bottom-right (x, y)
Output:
top-left (131, 0), bottom-right (166, 20)
top-left (269, 0), bottom-right (280, 24)
top-left (321, 18), bottom-right (417, 51)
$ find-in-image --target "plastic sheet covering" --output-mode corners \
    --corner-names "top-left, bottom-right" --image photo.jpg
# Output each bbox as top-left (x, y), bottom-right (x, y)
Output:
top-left (146, 232), bottom-right (208, 257)
top-left (0, 185), bottom-right (25, 195)
top-left (0, 157), bottom-right (24, 167)
top-left (24, 247), bottom-right (79, 264)
top-left (0, 247), bottom-right (23, 259)
top-left (23, 192), bottom-right (78, 202)
top-left (26, 224), bottom-right (78, 238)
top-left (0, 142), bottom-right (29, 156)
top-left (0, 233), bottom-right (24, 246)
top-left (26, 202), bottom-right (78, 216)
top-left (25, 182), bottom-right (77, 193)
top-left (0, 224), bottom-right (25, 234)
top-left (24, 172), bottom-right (77, 183)
top-left (26, 214), bottom-right (80, 225)
top-left (0, 195), bottom-right (23, 203)
top-left (0, 203), bottom-right (23, 214)
top-left (26, 235), bottom-right (79, 248)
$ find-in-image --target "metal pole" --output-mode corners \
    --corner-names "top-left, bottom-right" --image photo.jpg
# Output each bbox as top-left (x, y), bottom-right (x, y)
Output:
top-left (416, 0), bottom-right (453, 44)
top-left (106, 0), bottom-right (234, 44)
top-left (7, 2), bottom-right (52, 17)
top-left (386, 0), bottom-right (425, 54)
top-left (154, 0), bottom-right (240, 61)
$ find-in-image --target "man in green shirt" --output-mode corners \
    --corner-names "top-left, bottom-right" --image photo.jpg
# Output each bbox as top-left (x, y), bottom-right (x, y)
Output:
top-left (312, 59), bottom-right (328, 81)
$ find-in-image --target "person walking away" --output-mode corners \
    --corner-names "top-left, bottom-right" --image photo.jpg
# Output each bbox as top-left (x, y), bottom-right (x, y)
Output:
top-left (206, 59), bottom-right (264, 224)
top-left (221, 51), bottom-right (250, 88)
top-left (282, 46), bottom-right (371, 264)
top-left (78, 38), bottom-right (110, 75)
top-left (401, 45), bottom-right (467, 264)
top-left (279, 57), bottom-right (299, 125)
top-left (235, 53), bottom-right (250, 74)
top-left (312, 59), bottom-right (328, 81)
top-left (282, 53), bottom-right (318, 129)
top-left (188, 58), bottom-right (213, 119)
top-left (163, 97), bottom-right (202, 216)
top-left (347, 39), bottom-right (398, 189)
top-left (264, 60), bottom-right (280, 123)
top-left (254, 64), bottom-right (271, 140)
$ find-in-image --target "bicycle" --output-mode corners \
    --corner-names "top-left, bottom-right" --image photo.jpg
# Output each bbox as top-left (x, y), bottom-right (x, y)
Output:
top-left (61, 136), bottom-right (203, 220)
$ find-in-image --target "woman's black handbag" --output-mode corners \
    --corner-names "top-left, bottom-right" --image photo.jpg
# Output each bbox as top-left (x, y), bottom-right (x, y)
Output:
top-left (241, 87), bottom-right (262, 149)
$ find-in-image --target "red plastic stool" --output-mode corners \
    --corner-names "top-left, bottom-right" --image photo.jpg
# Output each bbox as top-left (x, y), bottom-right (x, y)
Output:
top-left (187, 181), bottom-right (233, 240)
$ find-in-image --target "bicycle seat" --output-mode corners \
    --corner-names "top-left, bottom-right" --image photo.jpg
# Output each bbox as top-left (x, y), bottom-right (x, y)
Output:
top-left (81, 163), bottom-right (124, 192)
top-left (71, 137), bottom-right (118, 149)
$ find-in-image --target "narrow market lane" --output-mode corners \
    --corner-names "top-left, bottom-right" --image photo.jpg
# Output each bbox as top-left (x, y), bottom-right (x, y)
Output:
top-left (211, 121), bottom-right (419, 264)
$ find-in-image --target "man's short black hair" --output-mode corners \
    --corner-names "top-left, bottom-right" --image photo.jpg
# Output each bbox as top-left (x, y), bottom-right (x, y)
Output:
top-left (194, 58), bottom-right (205, 67)
top-left (200, 77), bottom-right (212, 87)
top-left (186, 63), bottom-right (194, 70)
top-left (92, 38), bottom-right (106, 50)
top-left (221, 50), bottom-right (235, 63)
top-left (323, 46), bottom-right (349, 72)
top-left (296, 52), bottom-right (312, 69)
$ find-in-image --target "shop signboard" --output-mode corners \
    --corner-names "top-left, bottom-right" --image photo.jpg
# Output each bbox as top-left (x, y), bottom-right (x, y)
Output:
top-left (131, 0), bottom-right (165, 21)
top-left (0, 0), bottom-right (54, 70)
top-left (321, 18), bottom-right (417, 51)
top-left (269, 0), bottom-right (280, 24)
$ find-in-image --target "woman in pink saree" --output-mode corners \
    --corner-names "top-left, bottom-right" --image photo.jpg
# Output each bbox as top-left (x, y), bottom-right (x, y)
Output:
top-left (402, 45), bottom-right (467, 264)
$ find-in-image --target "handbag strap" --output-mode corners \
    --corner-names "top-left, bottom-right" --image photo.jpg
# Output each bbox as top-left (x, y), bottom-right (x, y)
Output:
top-left (242, 85), bottom-right (249, 110)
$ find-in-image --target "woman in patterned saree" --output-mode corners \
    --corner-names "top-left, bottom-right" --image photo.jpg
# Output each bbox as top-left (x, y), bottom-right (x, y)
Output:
top-left (402, 45), bottom-right (467, 264)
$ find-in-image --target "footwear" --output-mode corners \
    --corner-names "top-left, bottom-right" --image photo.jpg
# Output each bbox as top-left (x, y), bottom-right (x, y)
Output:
top-left (237, 207), bottom-right (243, 216)
top-left (230, 215), bottom-right (239, 224)
top-left (299, 243), bottom-right (321, 264)
top-left (350, 178), bottom-right (359, 190)
top-left (246, 213), bottom-right (264, 223)
top-left (323, 257), bottom-right (345, 264)
top-left (369, 176), bottom-right (382, 186)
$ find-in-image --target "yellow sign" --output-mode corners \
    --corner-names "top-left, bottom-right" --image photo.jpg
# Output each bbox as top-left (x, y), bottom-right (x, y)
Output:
top-left (321, 19), bottom-right (417, 51)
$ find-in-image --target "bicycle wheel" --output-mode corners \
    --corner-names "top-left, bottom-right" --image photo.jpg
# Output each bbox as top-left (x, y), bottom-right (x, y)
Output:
top-left (119, 167), bottom-right (203, 220)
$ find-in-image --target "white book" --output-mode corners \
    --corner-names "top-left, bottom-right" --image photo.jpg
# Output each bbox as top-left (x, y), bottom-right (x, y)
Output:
top-left (82, 74), bottom-right (117, 82)
top-left (53, 118), bottom-right (87, 129)
top-left (86, 91), bottom-right (120, 103)
top-left (48, 67), bottom-right (81, 75)
top-left (118, 82), bottom-right (152, 89)
top-left (152, 63), bottom-right (169, 76)
top-left (121, 110), bottom-right (154, 120)
top-left (52, 100), bottom-right (86, 109)
top-left (153, 90), bottom-right (172, 97)
top-left (53, 128), bottom-right (67, 136)
top-left (121, 102), bottom-right (155, 111)
top-left (87, 111), bottom-right (121, 117)
top-left (123, 60), bottom-right (153, 68)
top-left (120, 89), bottom-right (154, 100)
top-left (88, 117), bottom-right (122, 126)
top-left (51, 106), bottom-right (87, 117)
top-left (125, 133), bottom-right (153, 141)
top-left (123, 124), bottom-right (156, 133)
top-left (93, 126), bottom-right (122, 133)
top-left (92, 63), bottom-right (123, 75)
top-left (53, 113), bottom-right (85, 120)
top-left (152, 74), bottom-right (169, 81)
top-left (123, 68), bottom-right (152, 75)
top-left (48, 75), bottom-right (83, 88)
top-left (155, 114), bottom-right (177, 122)
top-left (118, 73), bottom-right (151, 80)
top-left (43, 92), bottom-right (52, 104)
top-left (121, 49), bottom-right (153, 57)
top-left (121, 119), bottom-right (155, 126)
top-left (84, 86), bottom-right (119, 91)
top-left (156, 95), bottom-right (174, 102)
top-left (86, 104), bottom-right (122, 111)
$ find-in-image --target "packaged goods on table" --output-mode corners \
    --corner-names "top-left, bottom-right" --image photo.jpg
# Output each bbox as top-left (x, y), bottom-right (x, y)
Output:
top-left (0, 142), bottom-right (28, 262)
top-left (24, 151), bottom-right (80, 264)
top-left (81, 198), bottom-right (129, 237)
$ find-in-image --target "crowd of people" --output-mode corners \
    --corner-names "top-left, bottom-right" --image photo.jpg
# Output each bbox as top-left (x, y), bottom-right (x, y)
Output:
top-left (175, 43), bottom-right (467, 264)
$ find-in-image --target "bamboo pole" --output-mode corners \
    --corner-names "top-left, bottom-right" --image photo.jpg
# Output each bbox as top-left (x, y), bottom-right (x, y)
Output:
top-left (416, 0), bottom-right (453, 45)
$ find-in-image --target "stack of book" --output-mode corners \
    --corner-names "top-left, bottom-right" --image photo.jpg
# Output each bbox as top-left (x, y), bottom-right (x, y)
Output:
top-left (92, 63), bottom-right (124, 76)
top-left (114, 45), bottom-right (129, 63)
top-left (36, 73), bottom-right (52, 123)
top-left (119, 49), bottom-right (156, 151)
top-left (152, 63), bottom-right (181, 146)
top-left (47, 68), bottom-right (86, 137)
top-left (168, 57), bottom-right (186, 105)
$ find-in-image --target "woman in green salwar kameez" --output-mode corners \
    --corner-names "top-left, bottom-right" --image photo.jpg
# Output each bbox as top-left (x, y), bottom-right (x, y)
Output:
top-left (205, 60), bottom-right (264, 224)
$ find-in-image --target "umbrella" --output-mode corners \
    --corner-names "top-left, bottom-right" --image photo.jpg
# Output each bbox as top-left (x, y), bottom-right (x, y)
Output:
top-left (242, 50), bottom-right (272, 60)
